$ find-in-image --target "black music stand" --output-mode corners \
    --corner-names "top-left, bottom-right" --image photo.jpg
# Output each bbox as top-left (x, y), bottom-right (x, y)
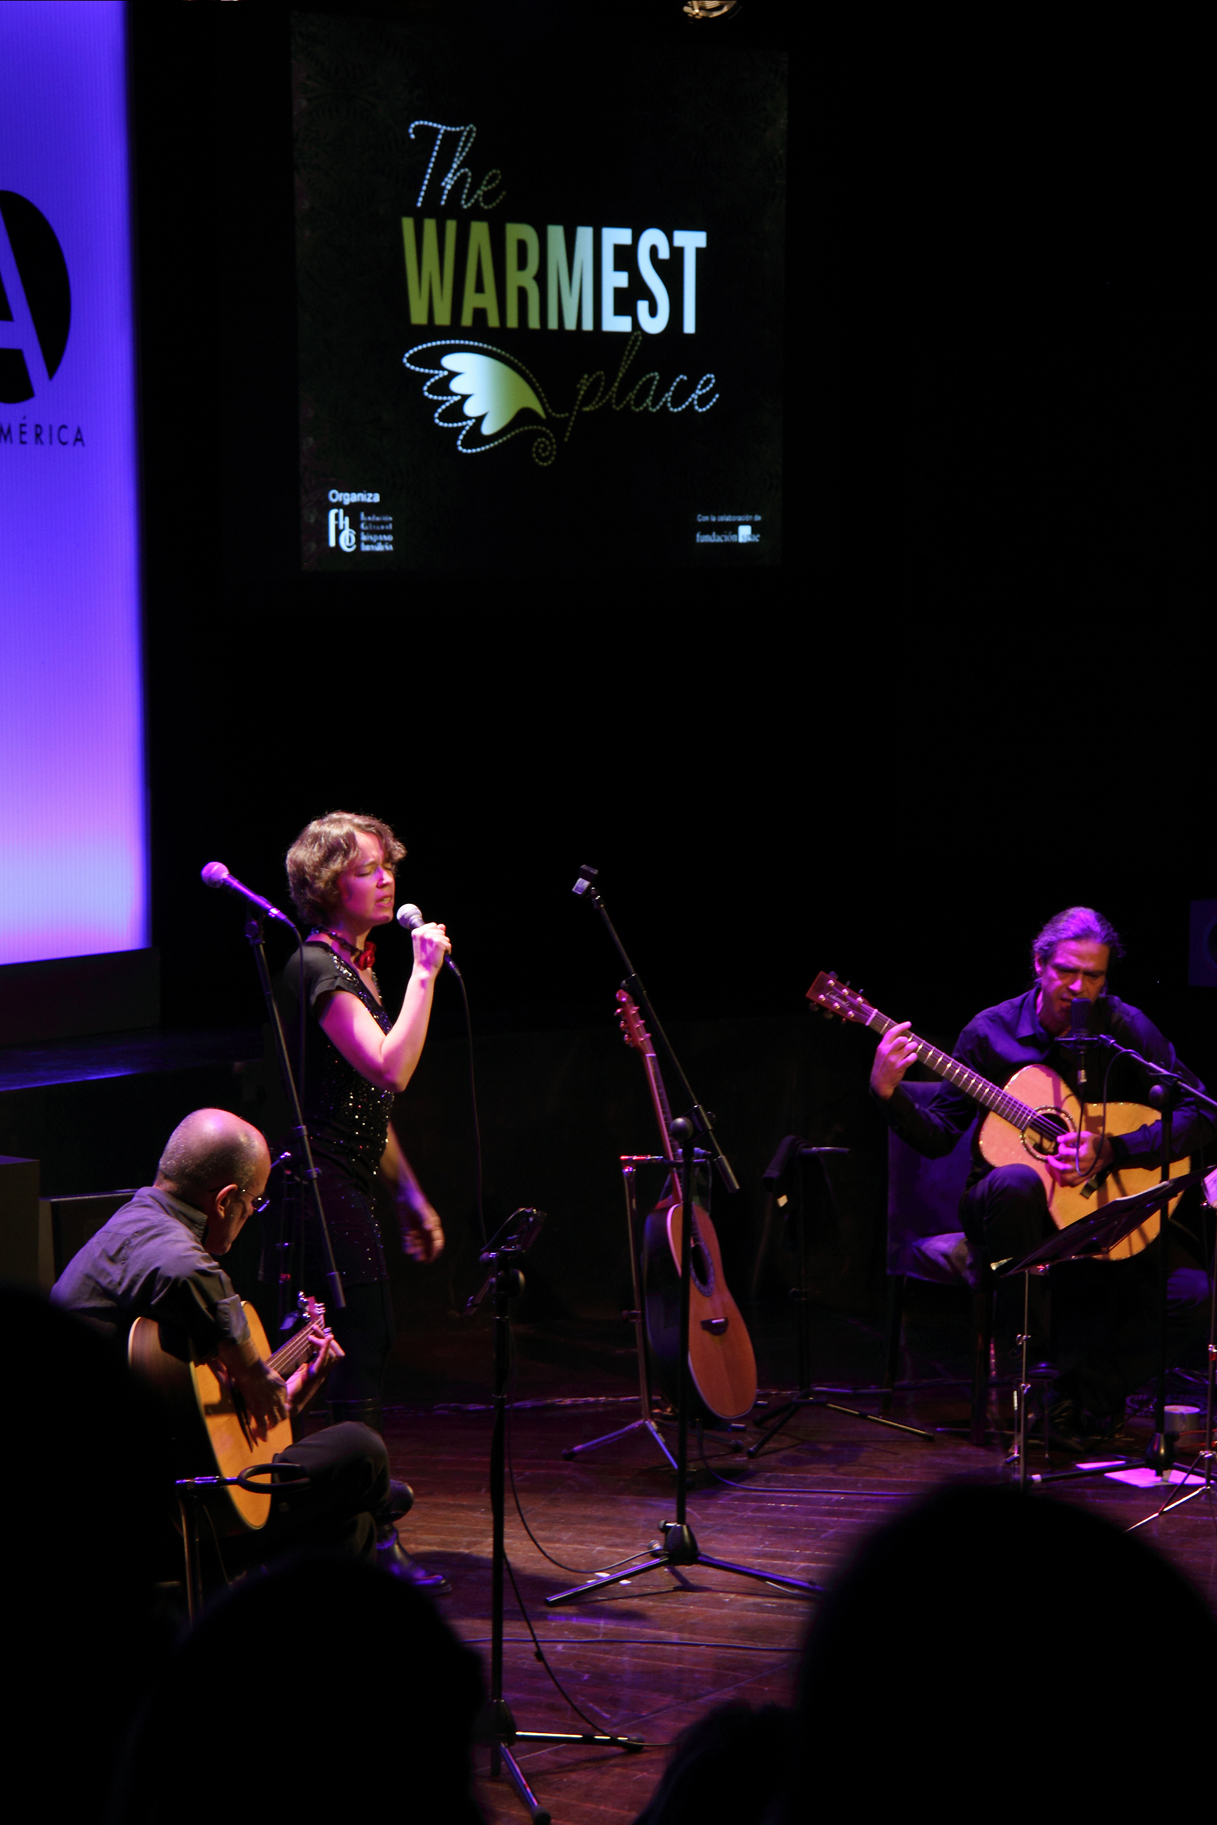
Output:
top-left (1127, 1170), bottom-right (1217, 1531)
top-left (465, 1209), bottom-right (645, 1824)
top-left (998, 1170), bottom-right (1206, 1489)
top-left (560, 1154), bottom-right (678, 1471)
top-left (748, 1137), bottom-right (934, 1457)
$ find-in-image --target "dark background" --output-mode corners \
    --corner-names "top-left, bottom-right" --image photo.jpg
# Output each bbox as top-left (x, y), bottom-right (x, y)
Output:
top-left (120, 1), bottom-right (1213, 1337)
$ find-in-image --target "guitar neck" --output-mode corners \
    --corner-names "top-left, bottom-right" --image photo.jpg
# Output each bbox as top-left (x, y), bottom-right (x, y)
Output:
top-left (865, 1009), bottom-right (1040, 1132)
top-left (641, 1047), bottom-right (678, 1163)
top-left (269, 1326), bottom-right (317, 1378)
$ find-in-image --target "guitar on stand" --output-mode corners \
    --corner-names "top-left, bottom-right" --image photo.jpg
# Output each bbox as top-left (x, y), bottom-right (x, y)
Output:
top-left (617, 990), bottom-right (758, 1424)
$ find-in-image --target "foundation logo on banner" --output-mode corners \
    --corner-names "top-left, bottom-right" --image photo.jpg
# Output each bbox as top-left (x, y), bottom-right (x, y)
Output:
top-left (0, 192), bottom-right (71, 405)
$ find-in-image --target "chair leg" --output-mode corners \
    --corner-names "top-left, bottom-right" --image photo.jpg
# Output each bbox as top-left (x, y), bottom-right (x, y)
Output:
top-left (881, 1275), bottom-right (906, 1413)
top-left (970, 1277), bottom-right (994, 1447)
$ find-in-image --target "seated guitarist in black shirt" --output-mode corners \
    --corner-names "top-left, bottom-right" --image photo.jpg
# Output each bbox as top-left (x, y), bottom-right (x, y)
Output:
top-left (52, 1107), bottom-right (447, 1588)
top-left (870, 906), bottom-right (1213, 1440)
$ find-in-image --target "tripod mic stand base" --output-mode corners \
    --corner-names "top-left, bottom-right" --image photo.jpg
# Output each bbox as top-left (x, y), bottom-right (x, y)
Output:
top-left (545, 1517), bottom-right (821, 1605)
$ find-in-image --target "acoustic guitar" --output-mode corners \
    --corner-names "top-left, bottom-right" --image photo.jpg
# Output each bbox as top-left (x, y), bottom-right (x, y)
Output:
top-left (128, 1296), bottom-right (326, 1531)
top-left (807, 971), bottom-right (1190, 1259)
top-left (617, 990), bottom-right (757, 1420)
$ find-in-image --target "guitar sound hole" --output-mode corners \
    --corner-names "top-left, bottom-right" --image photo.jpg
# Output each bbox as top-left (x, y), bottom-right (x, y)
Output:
top-left (691, 1242), bottom-right (713, 1291)
top-left (1024, 1108), bottom-right (1071, 1158)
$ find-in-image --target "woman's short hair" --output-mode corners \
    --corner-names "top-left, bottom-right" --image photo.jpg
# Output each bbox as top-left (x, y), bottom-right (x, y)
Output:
top-left (285, 811), bottom-right (406, 926)
top-left (1032, 905), bottom-right (1124, 971)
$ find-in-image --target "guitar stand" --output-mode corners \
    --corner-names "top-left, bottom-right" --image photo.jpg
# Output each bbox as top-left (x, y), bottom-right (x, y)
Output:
top-left (175, 1463), bottom-right (311, 1620)
top-left (547, 1125), bottom-right (821, 1607)
top-left (467, 1210), bottom-right (646, 1825)
top-left (561, 1157), bottom-right (677, 1471)
top-left (748, 1139), bottom-right (933, 1458)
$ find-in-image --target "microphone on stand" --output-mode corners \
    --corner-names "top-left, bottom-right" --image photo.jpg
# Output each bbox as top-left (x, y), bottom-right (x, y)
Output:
top-left (397, 902), bottom-right (459, 974)
top-left (1059, 995), bottom-right (1110, 1096)
top-left (201, 862), bottom-right (295, 926)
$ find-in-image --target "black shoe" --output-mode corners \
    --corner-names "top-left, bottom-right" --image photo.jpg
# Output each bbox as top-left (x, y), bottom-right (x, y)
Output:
top-left (375, 1533), bottom-right (451, 1593)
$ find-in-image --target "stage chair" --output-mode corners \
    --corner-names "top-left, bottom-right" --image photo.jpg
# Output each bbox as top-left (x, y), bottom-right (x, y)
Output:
top-left (882, 1083), bottom-right (993, 1444)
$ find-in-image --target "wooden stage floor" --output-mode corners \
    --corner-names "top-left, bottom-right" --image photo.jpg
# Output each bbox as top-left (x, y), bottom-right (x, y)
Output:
top-left (367, 1310), bottom-right (1217, 1824)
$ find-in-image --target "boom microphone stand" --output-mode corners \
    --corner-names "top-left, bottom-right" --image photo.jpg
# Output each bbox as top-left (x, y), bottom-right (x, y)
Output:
top-left (201, 864), bottom-right (345, 1312)
top-left (551, 868), bottom-right (818, 1602)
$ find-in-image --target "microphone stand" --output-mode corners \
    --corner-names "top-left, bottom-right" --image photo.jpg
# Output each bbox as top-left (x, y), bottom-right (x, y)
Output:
top-left (238, 912), bottom-right (345, 1313)
top-left (465, 1210), bottom-right (646, 1824)
top-left (554, 870), bottom-right (820, 1603)
top-left (572, 866), bottom-right (738, 1194)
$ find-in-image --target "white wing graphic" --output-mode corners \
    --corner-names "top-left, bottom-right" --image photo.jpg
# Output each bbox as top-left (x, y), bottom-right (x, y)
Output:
top-left (402, 340), bottom-right (557, 464)
top-left (440, 352), bottom-right (544, 435)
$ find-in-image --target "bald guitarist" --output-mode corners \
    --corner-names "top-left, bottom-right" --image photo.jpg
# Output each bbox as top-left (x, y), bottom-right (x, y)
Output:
top-left (52, 1108), bottom-right (446, 1588)
top-left (871, 906), bottom-right (1213, 1442)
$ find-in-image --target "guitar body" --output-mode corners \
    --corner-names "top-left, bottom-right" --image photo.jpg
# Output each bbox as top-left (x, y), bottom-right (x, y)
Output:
top-left (641, 1195), bottom-right (758, 1422)
top-left (979, 1063), bottom-right (1187, 1259)
top-left (615, 988), bottom-right (758, 1424)
top-left (128, 1302), bottom-right (291, 1531)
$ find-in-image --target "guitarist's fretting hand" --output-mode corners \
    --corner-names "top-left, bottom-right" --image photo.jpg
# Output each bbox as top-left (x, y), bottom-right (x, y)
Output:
top-left (870, 1021), bottom-right (919, 1100)
top-left (286, 1327), bottom-right (344, 1416)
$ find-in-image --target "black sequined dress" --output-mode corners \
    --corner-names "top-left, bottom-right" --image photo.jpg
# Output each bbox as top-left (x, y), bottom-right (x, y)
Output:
top-left (271, 943), bottom-right (404, 1406)
top-left (277, 941), bottom-right (396, 1288)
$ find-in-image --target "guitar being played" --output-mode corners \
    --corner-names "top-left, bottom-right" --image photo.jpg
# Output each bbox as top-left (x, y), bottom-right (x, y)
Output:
top-left (813, 907), bottom-right (1214, 1443)
top-left (52, 1107), bottom-right (443, 1584)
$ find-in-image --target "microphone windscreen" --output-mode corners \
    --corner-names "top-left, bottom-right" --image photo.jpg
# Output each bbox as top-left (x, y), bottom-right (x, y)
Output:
top-left (201, 862), bottom-right (229, 888)
top-left (396, 902), bottom-right (424, 932)
top-left (1070, 997), bottom-right (1110, 1037)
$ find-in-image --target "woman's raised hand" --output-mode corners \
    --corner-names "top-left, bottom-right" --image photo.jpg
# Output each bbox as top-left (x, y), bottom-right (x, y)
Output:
top-left (412, 921), bottom-right (451, 976)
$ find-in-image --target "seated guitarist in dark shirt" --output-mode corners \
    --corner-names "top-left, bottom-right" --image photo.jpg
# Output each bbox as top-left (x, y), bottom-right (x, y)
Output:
top-left (52, 1107), bottom-right (447, 1589)
top-left (870, 906), bottom-right (1213, 1440)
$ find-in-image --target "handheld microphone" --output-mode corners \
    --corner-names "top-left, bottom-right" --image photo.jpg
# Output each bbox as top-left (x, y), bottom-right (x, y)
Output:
top-left (200, 862), bottom-right (295, 926)
top-left (397, 902), bottom-right (459, 974)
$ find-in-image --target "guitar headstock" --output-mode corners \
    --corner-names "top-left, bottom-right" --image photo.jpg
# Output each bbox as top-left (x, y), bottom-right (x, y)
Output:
top-left (617, 988), bottom-right (654, 1054)
top-left (806, 971), bottom-right (877, 1026)
top-left (298, 1292), bottom-right (326, 1330)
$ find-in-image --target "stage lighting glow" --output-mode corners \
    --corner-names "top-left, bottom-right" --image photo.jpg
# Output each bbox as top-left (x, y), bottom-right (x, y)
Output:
top-left (0, 2), bottom-right (146, 968)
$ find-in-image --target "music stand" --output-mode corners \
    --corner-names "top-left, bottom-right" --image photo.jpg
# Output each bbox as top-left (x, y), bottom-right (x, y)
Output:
top-left (560, 1155), bottom-right (678, 1471)
top-left (1128, 1172), bottom-right (1217, 1531)
top-left (998, 1171), bottom-right (1206, 1489)
top-left (748, 1138), bottom-right (934, 1457)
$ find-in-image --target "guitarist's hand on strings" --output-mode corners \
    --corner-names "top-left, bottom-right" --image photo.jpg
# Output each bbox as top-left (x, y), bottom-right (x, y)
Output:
top-left (286, 1327), bottom-right (345, 1417)
top-left (870, 1021), bottom-right (919, 1100)
top-left (1047, 1128), bottom-right (1114, 1187)
top-left (229, 1357), bottom-right (290, 1439)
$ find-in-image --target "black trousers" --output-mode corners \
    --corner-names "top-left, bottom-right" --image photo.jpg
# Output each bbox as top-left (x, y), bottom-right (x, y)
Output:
top-left (961, 1164), bottom-right (1210, 1421)
top-left (225, 1420), bottom-right (391, 1571)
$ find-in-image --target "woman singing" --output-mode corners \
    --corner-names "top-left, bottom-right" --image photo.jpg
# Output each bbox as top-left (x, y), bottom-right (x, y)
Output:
top-left (276, 810), bottom-right (449, 1440)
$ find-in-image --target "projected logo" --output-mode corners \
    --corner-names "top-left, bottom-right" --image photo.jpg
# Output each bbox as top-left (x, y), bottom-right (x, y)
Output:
top-left (0, 192), bottom-right (71, 405)
top-left (403, 330), bottom-right (717, 470)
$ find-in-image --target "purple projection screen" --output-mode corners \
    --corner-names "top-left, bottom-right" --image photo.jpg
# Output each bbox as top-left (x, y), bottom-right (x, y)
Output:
top-left (0, 1), bottom-right (145, 968)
